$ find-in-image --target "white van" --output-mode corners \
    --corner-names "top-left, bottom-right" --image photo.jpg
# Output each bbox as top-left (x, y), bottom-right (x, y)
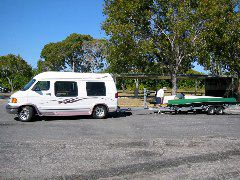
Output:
top-left (6, 72), bottom-right (118, 122)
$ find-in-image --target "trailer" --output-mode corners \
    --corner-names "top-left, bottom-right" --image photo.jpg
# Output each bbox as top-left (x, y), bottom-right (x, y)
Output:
top-left (157, 97), bottom-right (237, 115)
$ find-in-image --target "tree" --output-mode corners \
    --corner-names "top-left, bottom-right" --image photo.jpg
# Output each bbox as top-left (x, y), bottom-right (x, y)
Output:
top-left (193, 0), bottom-right (240, 98)
top-left (0, 54), bottom-right (33, 92)
top-left (39, 33), bottom-right (106, 73)
top-left (62, 33), bottom-right (93, 72)
top-left (82, 39), bottom-right (107, 72)
top-left (196, 0), bottom-right (240, 76)
top-left (223, 13), bottom-right (240, 77)
top-left (217, 3), bottom-right (240, 77)
top-left (40, 42), bottom-right (66, 71)
top-left (103, 0), bottom-right (199, 94)
top-left (221, 6), bottom-right (240, 98)
top-left (151, 0), bottom-right (199, 94)
top-left (103, 0), bottom-right (154, 74)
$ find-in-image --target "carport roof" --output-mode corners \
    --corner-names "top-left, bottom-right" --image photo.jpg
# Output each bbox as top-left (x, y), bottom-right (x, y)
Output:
top-left (114, 74), bottom-right (236, 80)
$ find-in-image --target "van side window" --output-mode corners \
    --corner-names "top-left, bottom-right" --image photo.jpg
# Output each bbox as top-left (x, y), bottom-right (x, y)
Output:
top-left (86, 82), bottom-right (106, 96)
top-left (32, 81), bottom-right (50, 91)
top-left (55, 81), bottom-right (78, 97)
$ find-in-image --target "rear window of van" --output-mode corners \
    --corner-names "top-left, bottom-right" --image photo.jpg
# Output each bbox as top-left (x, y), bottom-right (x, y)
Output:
top-left (86, 82), bottom-right (106, 96)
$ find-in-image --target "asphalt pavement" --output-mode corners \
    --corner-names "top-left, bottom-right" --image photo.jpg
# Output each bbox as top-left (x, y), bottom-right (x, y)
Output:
top-left (0, 99), bottom-right (240, 179)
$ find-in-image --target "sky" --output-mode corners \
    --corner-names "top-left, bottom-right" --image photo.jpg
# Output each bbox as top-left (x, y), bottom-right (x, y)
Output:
top-left (0, 0), bottom-right (206, 73)
top-left (0, 0), bottom-right (106, 68)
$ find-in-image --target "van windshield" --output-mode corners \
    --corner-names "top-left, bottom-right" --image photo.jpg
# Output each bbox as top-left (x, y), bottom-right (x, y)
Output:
top-left (21, 79), bottom-right (36, 91)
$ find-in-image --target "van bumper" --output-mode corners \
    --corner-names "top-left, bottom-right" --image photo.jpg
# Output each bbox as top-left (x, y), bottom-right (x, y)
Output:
top-left (6, 104), bottom-right (19, 114)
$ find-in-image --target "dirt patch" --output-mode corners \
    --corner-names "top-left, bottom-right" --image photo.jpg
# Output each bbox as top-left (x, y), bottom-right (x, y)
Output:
top-left (118, 98), bottom-right (155, 107)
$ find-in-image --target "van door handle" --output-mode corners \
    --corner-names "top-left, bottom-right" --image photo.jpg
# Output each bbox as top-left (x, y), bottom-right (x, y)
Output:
top-left (46, 93), bottom-right (51, 96)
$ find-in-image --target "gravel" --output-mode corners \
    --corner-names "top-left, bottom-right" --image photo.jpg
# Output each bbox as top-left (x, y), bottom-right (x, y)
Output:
top-left (0, 99), bottom-right (240, 179)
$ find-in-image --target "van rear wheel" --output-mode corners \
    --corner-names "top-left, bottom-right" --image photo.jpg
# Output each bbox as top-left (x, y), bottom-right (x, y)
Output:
top-left (92, 105), bottom-right (107, 119)
top-left (18, 106), bottom-right (34, 122)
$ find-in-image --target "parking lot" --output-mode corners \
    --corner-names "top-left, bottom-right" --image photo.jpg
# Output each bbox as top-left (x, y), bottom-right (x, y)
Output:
top-left (0, 99), bottom-right (240, 179)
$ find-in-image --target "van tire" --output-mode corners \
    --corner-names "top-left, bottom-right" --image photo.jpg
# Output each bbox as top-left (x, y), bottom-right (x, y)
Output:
top-left (18, 106), bottom-right (34, 122)
top-left (92, 105), bottom-right (107, 119)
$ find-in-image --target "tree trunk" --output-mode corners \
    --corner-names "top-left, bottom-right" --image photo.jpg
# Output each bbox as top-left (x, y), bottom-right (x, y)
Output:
top-left (195, 80), bottom-right (198, 95)
top-left (121, 83), bottom-right (125, 92)
top-left (171, 73), bottom-right (177, 95)
top-left (238, 78), bottom-right (240, 102)
top-left (6, 77), bottom-right (14, 93)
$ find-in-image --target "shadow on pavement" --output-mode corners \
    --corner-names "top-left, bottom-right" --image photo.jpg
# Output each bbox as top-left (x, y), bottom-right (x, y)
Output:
top-left (13, 111), bottom-right (133, 122)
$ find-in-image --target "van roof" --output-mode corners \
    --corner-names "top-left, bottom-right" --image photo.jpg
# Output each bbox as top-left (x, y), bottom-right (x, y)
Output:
top-left (34, 71), bottom-right (114, 80)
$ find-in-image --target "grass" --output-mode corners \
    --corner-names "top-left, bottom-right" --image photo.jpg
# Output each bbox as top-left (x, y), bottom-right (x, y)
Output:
top-left (118, 98), bottom-right (146, 107)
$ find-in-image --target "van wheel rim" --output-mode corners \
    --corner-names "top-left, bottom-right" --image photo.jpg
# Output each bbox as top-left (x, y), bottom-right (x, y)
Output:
top-left (19, 108), bottom-right (29, 121)
top-left (95, 107), bottom-right (105, 117)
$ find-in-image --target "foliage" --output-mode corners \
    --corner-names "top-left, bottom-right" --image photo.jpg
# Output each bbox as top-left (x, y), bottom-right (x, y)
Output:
top-left (178, 69), bottom-right (204, 89)
top-left (102, 0), bottom-right (240, 94)
top-left (103, 0), bottom-right (202, 94)
top-left (196, 0), bottom-right (240, 76)
top-left (116, 78), bottom-right (171, 91)
top-left (103, 0), bottom-right (154, 74)
top-left (82, 39), bottom-right (108, 72)
top-left (116, 69), bottom-right (203, 91)
top-left (39, 33), bottom-right (106, 73)
top-left (0, 54), bottom-right (33, 91)
top-left (40, 42), bottom-right (66, 71)
top-left (221, 9), bottom-right (240, 77)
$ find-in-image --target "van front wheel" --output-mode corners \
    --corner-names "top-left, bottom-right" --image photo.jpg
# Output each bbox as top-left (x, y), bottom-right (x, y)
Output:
top-left (92, 105), bottom-right (107, 119)
top-left (18, 106), bottom-right (34, 122)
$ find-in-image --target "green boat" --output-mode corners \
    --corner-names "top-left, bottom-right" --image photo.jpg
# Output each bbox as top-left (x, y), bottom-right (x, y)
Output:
top-left (156, 97), bottom-right (238, 115)
top-left (168, 97), bottom-right (237, 106)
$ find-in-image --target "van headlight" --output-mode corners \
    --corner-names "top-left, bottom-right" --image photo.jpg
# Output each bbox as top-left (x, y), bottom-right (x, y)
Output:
top-left (11, 98), bottom-right (18, 103)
